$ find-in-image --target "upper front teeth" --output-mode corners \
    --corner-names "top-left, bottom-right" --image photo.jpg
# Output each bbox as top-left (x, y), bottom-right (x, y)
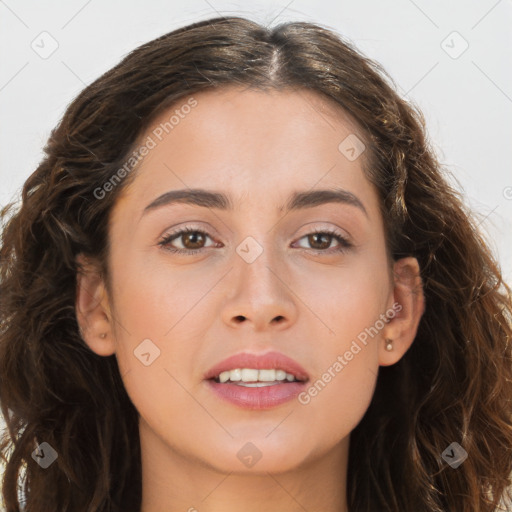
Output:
top-left (217, 368), bottom-right (297, 383)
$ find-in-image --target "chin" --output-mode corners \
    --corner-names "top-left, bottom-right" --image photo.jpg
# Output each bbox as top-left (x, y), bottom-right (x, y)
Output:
top-left (196, 435), bottom-right (314, 475)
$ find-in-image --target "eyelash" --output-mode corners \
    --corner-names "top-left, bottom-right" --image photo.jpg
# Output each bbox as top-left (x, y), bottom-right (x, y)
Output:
top-left (158, 225), bottom-right (352, 256)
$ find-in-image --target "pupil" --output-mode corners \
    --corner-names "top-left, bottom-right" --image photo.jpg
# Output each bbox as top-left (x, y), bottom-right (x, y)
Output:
top-left (185, 232), bottom-right (203, 249)
top-left (310, 233), bottom-right (330, 249)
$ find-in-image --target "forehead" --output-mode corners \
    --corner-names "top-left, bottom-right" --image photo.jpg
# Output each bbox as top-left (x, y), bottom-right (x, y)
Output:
top-left (148, 84), bottom-right (362, 141)
top-left (112, 85), bottom-right (376, 219)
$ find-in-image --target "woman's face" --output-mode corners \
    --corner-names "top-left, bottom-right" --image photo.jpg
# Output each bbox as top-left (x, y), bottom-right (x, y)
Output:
top-left (79, 86), bottom-right (422, 475)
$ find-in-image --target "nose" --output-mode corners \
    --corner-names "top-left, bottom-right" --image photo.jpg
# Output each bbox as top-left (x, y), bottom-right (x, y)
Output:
top-left (220, 244), bottom-right (298, 332)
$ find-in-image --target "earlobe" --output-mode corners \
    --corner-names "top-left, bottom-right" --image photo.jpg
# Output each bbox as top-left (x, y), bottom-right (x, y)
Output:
top-left (380, 257), bottom-right (425, 366)
top-left (75, 253), bottom-right (116, 357)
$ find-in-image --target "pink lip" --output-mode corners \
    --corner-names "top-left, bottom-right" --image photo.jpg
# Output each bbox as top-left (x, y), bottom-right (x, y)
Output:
top-left (206, 380), bottom-right (308, 410)
top-left (203, 351), bottom-right (310, 410)
top-left (203, 350), bottom-right (309, 382)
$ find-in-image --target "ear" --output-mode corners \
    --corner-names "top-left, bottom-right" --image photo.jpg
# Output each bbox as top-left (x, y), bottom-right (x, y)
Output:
top-left (75, 253), bottom-right (116, 357)
top-left (379, 256), bottom-right (425, 366)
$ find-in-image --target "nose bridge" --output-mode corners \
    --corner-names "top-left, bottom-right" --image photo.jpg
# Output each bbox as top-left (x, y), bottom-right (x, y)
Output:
top-left (221, 227), bottom-right (297, 330)
top-left (235, 229), bottom-right (283, 298)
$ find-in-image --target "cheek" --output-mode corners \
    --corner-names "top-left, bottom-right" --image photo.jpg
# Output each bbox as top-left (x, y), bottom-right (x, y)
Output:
top-left (105, 252), bottom-right (207, 408)
top-left (108, 252), bottom-right (221, 414)
top-left (109, 246), bottom-right (217, 339)
top-left (296, 356), bottom-right (378, 451)
top-left (108, 261), bottom-right (207, 442)
top-left (291, 255), bottom-right (386, 437)
top-left (299, 253), bottom-right (390, 340)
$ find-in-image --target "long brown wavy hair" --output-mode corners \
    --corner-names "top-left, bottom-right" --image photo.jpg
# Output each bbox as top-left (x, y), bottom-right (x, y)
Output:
top-left (1, 15), bottom-right (511, 512)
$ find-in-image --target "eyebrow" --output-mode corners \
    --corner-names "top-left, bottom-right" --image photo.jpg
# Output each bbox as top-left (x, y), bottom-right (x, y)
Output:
top-left (142, 187), bottom-right (368, 218)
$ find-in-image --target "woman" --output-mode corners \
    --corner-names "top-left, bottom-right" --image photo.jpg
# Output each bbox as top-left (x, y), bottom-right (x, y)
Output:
top-left (1, 15), bottom-right (511, 512)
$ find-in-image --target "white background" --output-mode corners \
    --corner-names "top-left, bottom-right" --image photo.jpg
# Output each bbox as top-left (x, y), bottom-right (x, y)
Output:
top-left (1, 1), bottom-right (511, 509)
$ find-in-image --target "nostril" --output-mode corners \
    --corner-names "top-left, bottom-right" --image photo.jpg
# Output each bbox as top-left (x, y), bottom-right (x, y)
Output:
top-left (234, 315), bottom-right (246, 323)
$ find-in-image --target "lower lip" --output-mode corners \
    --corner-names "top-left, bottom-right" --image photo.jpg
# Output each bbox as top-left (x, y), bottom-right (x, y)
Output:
top-left (206, 379), bottom-right (307, 409)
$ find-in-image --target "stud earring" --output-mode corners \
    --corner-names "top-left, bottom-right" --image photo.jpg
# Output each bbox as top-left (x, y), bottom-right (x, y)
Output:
top-left (385, 338), bottom-right (393, 351)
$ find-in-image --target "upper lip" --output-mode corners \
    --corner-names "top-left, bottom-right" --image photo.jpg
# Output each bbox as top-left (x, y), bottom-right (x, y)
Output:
top-left (204, 350), bottom-right (309, 382)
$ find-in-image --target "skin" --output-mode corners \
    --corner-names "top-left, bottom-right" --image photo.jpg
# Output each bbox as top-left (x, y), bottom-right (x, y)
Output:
top-left (76, 85), bottom-right (424, 512)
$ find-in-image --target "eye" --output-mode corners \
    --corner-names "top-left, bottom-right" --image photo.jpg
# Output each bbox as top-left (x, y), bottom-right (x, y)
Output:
top-left (158, 227), bottom-right (218, 255)
top-left (294, 227), bottom-right (352, 254)
top-left (158, 226), bottom-right (352, 256)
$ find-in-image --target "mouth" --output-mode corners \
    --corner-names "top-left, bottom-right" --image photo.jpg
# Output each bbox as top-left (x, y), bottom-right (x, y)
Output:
top-left (204, 351), bottom-right (309, 409)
